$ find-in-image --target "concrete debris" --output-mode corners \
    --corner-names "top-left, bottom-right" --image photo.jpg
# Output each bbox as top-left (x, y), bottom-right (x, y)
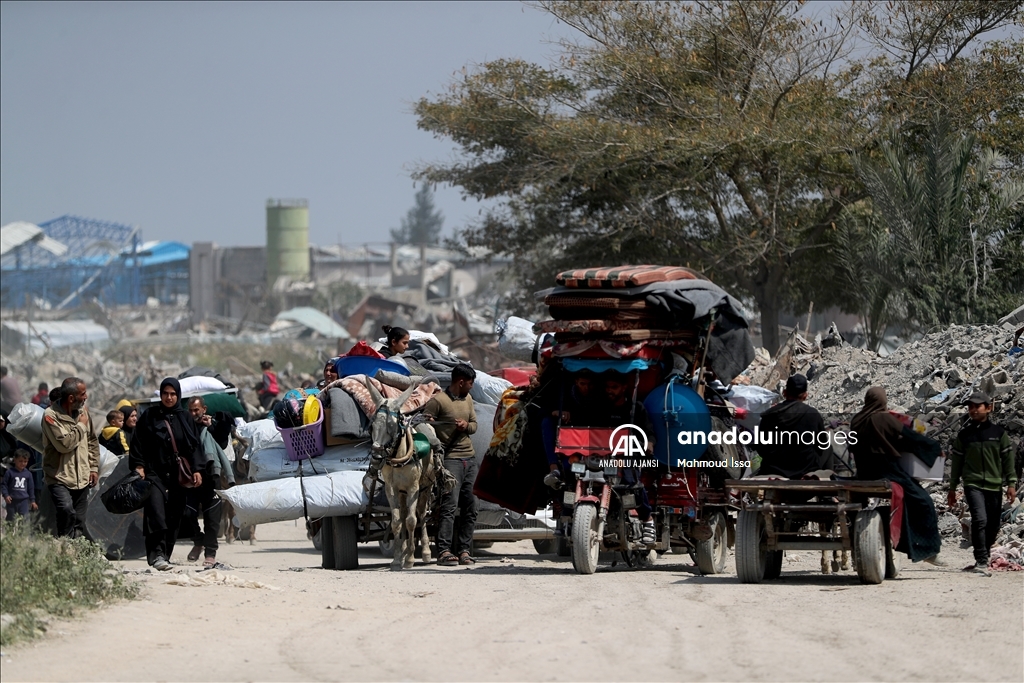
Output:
top-left (739, 319), bottom-right (1024, 555)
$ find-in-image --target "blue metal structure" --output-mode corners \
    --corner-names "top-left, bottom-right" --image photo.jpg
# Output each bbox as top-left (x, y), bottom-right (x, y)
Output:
top-left (0, 215), bottom-right (191, 310)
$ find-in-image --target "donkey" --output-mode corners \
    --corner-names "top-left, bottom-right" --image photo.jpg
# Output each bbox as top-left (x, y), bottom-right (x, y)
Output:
top-left (365, 378), bottom-right (444, 570)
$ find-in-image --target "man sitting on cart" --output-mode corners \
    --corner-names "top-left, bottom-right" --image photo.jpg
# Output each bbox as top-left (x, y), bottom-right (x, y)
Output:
top-left (541, 370), bottom-right (599, 490)
top-left (598, 372), bottom-right (657, 545)
top-left (755, 374), bottom-right (831, 478)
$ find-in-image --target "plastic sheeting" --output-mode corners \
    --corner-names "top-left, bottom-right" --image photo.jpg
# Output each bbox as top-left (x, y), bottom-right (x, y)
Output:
top-left (217, 470), bottom-right (369, 527)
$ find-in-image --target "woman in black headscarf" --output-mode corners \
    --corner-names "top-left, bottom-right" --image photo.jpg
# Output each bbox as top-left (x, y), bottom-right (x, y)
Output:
top-left (129, 378), bottom-right (204, 570)
top-left (119, 405), bottom-right (138, 449)
top-left (850, 386), bottom-right (943, 564)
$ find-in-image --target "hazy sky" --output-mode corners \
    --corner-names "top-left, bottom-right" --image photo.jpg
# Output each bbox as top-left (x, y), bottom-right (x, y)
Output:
top-left (0, 1), bottom-right (572, 246)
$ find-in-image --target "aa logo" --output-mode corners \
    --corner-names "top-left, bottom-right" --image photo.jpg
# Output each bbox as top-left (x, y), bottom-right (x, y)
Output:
top-left (609, 424), bottom-right (648, 458)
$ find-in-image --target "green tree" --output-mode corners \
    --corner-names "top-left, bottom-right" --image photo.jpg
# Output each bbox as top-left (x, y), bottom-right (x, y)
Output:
top-left (414, 1), bottom-right (1022, 351)
top-left (831, 117), bottom-right (1024, 347)
top-left (391, 185), bottom-right (444, 246)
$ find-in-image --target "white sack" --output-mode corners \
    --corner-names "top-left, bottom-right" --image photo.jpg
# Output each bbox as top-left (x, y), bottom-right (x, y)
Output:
top-left (496, 316), bottom-right (539, 363)
top-left (217, 470), bottom-right (368, 527)
top-left (236, 419), bottom-right (282, 460)
top-left (471, 372), bottom-right (513, 406)
top-left (154, 376), bottom-right (227, 396)
top-left (249, 441), bottom-right (371, 482)
top-left (7, 402), bottom-right (44, 453)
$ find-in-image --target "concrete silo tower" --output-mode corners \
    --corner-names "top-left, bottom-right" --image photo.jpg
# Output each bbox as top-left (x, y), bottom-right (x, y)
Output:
top-left (266, 198), bottom-right (310, 287)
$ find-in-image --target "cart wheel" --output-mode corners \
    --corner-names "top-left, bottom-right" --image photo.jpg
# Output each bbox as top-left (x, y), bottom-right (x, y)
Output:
top-left (571, 503), bottom-right (600, 575)
top-left (321, 517), bottom-right (336, 569)
top-left (695, 511), bottom-right (729, 575)
top-left (312, 528), bottom-right (323, 552)
top-left (853, 510), bottom-right (885, 584)
top-left (379, 534), bottom-right (395, 558)
top-left (533, 539), bottom-right (556, 555)
top-left (332, 515), bottom-right (359, 571)
top-left (736, 510), bottom-right (769, 583)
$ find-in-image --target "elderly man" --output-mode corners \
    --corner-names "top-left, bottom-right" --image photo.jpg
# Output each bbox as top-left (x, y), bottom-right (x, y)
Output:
top-left (183, 396), bottom-right (235, 566)
top-left (41, 377), bottom-right (99, 538)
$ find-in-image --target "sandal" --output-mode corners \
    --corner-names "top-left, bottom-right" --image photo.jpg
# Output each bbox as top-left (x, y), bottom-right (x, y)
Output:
top-left (458, 552), bottom-right (476, 565)
top-left (437, 551), bottom-right (458, 566)
top-left (203, 555), bottom-right (217, 568)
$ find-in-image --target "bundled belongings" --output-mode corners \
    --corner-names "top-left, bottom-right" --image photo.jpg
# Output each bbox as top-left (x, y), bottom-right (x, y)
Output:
top-left (101, 471), bottom-right (153, 514)
top-left (476, 265), bottom-right (757, 571)
top-left (536, 267), bottom-right (755, 384)
top-left (272, 388), bottom-right (321, 429)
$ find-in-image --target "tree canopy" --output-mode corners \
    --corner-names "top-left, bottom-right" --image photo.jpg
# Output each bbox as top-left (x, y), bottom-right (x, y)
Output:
top-left (415, 0), bottom-right (1023, 351)
top-left (391, 185), bottom-right (445, 246)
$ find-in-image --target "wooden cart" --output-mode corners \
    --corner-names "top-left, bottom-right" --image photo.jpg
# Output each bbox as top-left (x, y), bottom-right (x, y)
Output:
top-left (725, 479), bottom-right (901, 584)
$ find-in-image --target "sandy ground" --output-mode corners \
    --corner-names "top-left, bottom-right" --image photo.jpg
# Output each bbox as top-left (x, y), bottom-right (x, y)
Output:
top-left (2, 520), bottom-right (1021, 683)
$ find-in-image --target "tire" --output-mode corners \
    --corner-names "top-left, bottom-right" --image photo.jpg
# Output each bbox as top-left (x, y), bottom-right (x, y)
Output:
top-left (379, 535), bottom-right (395, 558)
top-left (533, 539), bottom-right (556, 555)
top-left (321, 517), bottom-right (336, 570)
top-left (331, 515), bottom-right (359, 571)
top-left (853, 510), bottom-right (885, 584)
top-left (556, 535), bottom-right (571, 557)
top-left (312, 528), bottom-right (323, 551)
top-left (695, 511), bottom-right (728, 575)
top-left (571, 503), bottom-right (600, 575)
top-left (736, 510), bottom-right (769, 583)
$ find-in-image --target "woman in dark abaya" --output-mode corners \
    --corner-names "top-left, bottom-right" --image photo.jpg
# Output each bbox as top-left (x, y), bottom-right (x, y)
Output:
top-left (850, 386), bottom-right (944, 564)
top-left (129, 378), bottom-right (204, 570)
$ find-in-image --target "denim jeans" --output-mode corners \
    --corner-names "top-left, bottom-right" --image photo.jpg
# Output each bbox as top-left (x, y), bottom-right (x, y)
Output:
top-left (437, 457), bottom-right (478, 555)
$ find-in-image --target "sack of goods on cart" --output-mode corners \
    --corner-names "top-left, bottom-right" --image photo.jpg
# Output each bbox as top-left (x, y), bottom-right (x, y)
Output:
top-left (223, 330), bottom-right (512, 529)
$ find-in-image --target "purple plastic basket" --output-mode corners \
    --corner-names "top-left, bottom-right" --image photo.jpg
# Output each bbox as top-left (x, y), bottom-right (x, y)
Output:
top-left (276, 407), bottom-right (325, 461)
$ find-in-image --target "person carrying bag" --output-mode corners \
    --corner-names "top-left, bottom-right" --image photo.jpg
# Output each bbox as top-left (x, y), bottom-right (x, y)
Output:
top-left (129, 378), bottom-right (204, 571)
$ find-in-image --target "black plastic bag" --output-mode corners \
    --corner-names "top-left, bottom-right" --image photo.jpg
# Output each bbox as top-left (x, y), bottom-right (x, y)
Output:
top-left (100, 472), bottom-right (153, 515)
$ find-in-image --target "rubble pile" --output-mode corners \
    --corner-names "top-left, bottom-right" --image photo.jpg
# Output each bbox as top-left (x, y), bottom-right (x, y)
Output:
top-left (741, 319), bottom-right (1024, 561)
top-left (747, 322), bottom-right (1023, 443)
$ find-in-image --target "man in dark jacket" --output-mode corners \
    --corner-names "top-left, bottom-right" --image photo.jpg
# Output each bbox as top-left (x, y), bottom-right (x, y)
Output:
top-left (756, 374), bottom-right (829, 478)
top-left (948, 390), bottom-right (1017, 574)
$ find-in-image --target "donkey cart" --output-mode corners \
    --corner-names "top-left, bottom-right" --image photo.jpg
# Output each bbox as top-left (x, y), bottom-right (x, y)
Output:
top-left (726, 478), bottom-right (901, 585)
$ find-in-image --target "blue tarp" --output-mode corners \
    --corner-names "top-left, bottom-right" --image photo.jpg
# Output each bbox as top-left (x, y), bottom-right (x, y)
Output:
top-left (562, 358), bottom-right (653, 373)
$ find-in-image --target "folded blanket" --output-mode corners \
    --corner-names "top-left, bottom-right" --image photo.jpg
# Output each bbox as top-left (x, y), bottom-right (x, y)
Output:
top-left (331, 375), bottom-right (441, 418)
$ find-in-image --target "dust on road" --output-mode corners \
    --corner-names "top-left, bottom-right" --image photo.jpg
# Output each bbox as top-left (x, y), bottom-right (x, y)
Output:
top-left (2, 521), bottom-right (1021, 682)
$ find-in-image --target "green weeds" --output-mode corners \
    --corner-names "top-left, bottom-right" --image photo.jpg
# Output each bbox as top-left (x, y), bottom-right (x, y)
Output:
top-left (0, 520), bottom-right (139, 646)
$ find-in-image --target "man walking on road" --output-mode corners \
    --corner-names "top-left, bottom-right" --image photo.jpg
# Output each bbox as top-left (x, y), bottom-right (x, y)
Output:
top-left (948, 390), bottom-right (1017, 575)
top-left (425, 363), bottom-right (478, 566)
top-left (40, 377), bottom-right (99, 538)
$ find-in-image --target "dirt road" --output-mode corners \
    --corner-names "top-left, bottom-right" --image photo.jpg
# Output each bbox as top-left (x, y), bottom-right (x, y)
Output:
top-left (3, 521), bottom-right (1021, 682)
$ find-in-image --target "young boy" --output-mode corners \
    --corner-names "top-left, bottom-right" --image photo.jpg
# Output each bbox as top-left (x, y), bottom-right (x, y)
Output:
top-left (99, 409), bottom-right (130, 456)
top-left (948, 390), bottom-right (1017, 574)
top-left (2, 449), bottom-right (38, 520)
